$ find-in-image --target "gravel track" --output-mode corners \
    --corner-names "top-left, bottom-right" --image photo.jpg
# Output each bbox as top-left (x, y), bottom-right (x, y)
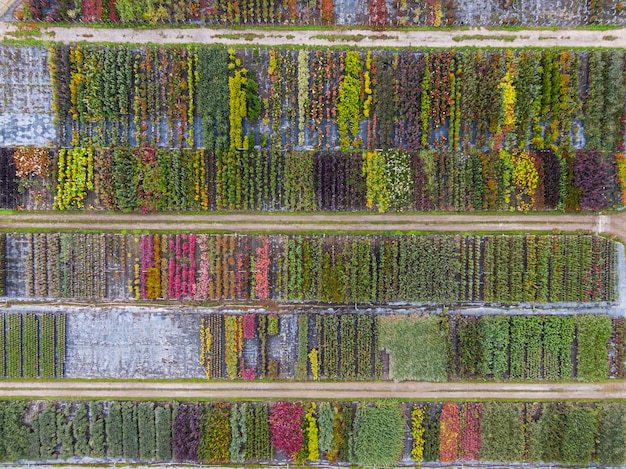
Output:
top-left (0, 211), bottom-right (615, 234)
top-left (2, 22), bottom-right (626, 49)
top-left (0, 380), bottom-right (623, 400)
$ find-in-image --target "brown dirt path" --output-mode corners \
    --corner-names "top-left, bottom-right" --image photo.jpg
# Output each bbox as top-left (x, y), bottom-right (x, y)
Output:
top-left (0, 380), bottom-right (623, 400)
top-left (0, 211), bottom-right (620, 237)
top-left (2, 22), bottom-right (626, 49)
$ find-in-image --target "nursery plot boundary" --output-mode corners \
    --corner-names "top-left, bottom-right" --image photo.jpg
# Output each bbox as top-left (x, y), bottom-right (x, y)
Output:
top-left (0, 232), bottom-right (618, 305)
top-left (0, 400), bottom-right (623, 467)
top-left (0, 306), bottom-right (622, 381)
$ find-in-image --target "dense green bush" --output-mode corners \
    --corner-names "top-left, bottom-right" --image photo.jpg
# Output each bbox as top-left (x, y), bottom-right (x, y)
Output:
top-left (198, 47), bottom-right (230, 151)
top-left (27, 414), bottom-right (40, 460)
top-left (73, 404), bottom-right (90, 456)
top-left (57, 406), bottom-right (74, 459)
top-left (121, 402), bottom-right (138, 460)
top-left (2, 402), bottom-right (28, 461)
top-left (422, 404), bottom-right (440, 462)
top-left (229, 403), bottom-right (245, 462)
top-left (106, 402), bottom-right (123, 458)
top-left (89, 402), bottom-right (105, 458)
top-left (378, 314), bottom-right (449, 381)
top-left (138, 402), bottom-right (156, 460)
top-left (38, 404), bottom-right (57, 459)
top-left (480, 403), bottom-right (524, 462)
top-left (198, 402), bottom-right (231, 463)
top-left (456, 316), bottom-right (483, 378)
top-left (351, 402), bottom-right (405, 467)
top-left (597, 402), bottom-right (626, 466)
top-left (576, 315), bottom-right (612, 381)
top-left (561, 406), bottom-right (598, 465)
top-left (480, 315), bottom-right (509, 379)
top-left (254, 404), bottom-right (271, 460)
top-left (155, 405), bottom-right (172, 461)
top-left (538, 402), bottom-right (566, 463)
top-left (318, 402), bottom-right (334, 454)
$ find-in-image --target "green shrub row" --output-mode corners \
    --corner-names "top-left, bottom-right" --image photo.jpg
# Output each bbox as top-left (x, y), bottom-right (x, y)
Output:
top-left (0, 313), bottom-right (65, 378)
top-left (0, 400), bottom-right (623, 466)
top-left (202, 312), bottom-right (622, 382)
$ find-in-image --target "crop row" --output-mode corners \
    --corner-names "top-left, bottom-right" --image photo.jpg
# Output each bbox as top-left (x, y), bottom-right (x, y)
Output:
top-left (43, 47), bottom-right (626, 155)
top-left (0, 149), bottom-right (18, 210)
top-left (0, 313), bottom-right (65, 378)
top-left (4, 145), bottom-right (623, 212)
top-left (2, 233), bottom-right (616, 304)
top-left (19, 233), bottom-right (116, 299)
top-left (0, 400), bottom-right (624, 466)
top-left (0, 234), bottom-right (5, 296)
top-left (139, 234), bottom-right (616, 304)
top-left (200, 312), bottom-right (623, 381)
top-left (21, 0), bottom-right (626, 25)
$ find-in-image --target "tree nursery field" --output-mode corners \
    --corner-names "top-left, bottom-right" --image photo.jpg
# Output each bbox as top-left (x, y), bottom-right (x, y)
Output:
top-left (16, 0), bottom-right (626, 26)
top-left (0, 233), bottom-right (618, 303)
top-left (2, 45), bottom-right (626, 212)
top-left (0, 399), bottom-right (624, 466)
top-left (0, 307), bottom-right (623, 381)
top-left (0, 16), bottom-right (626, 469)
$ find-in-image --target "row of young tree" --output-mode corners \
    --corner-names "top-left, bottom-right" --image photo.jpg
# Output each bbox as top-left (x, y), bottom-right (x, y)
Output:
top-left (4, 146), bottom-right (625, 212)
top-left (20, 0), bottom-right (626, 27)
top-left (0, 400), bottom-right (624, 466)
top-left (0, 313), bottom-right (66, 378)
top-left (46, 46), bottom-right (626, 154)
top-left (1, 232), bottom-right (616, 304)
top-left (201, 312), bottom-right (625, 382)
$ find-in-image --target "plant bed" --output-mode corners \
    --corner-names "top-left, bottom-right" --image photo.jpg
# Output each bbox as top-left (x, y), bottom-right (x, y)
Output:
top-left (0, 399), bottom-right (623, 466)
top-left (1, 233), bottom-right (617, 305)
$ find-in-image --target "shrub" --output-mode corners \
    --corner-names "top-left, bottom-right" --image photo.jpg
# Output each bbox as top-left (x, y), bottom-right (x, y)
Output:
top-left (57, 406), bottom-right (74, 459)
top-left (172, 403), bottom-right (202, 462)
top-left (459, 403), bottom-right (481, 461)
top-left (199, 402), bottom-right (231, 463)
top-left (378, 314), bottom-right (449, 381)
top-left (577, 315), bottom-right (612, 381)
top-left (269, 401), bottom-right (304, 460)
top-left (155, 405), bottom-right (172, 461)
top-left (597, 402), bottom-right (626, 466)
top-left (27, 413), bottom-right (40, 460)
top-left (121, 402), bottom-right (138, 460)
top-left (73, 403), bottom-right (90, 456)
top-left (439, 402), bottom-right (460, 462)
top-left (480, 315), bottom-right (509, 379)
top-left (254, 403), bottom-right (272, 460)
top-left (480, 403), bottom-right (523, 462)
top-left (573, 150), bottom-right (619, 211)
top-left (538, 402), bottom-right (566, 463)
top-left (305, 403), bottom-right (319, 461)
top-left (138, 402), bottom-right (156, 460)
top-left (89, 402), bottom-right (105, 458)
top-left (38, 404), bottom-right (57, 459)
top-left (456, 316), bottom-right (483, 378)
top-left (197, 47), bottom-right (229, 151)
top-left (561, 405), bottom-right (598, 465)
top-left (295, 315), bottom-right (308, 380)
top-left (267, 314), bottom-right (279, 336)
top-left (351, 401), bottom-right (405, 467)
top-left (229, 403), bottom-right (245, 462)
top-left (106, 402), bottom-right (123, 458)
top-left (410, 405), bottom-right (426, 463)
top-left (317, 402), bottom-right (334, 454)
top-left (2, 402), bottom-right (28, 461)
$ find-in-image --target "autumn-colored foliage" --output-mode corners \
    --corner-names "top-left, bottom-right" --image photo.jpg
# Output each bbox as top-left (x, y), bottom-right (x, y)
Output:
top-left (269, 401), bottom-right (305, 460)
